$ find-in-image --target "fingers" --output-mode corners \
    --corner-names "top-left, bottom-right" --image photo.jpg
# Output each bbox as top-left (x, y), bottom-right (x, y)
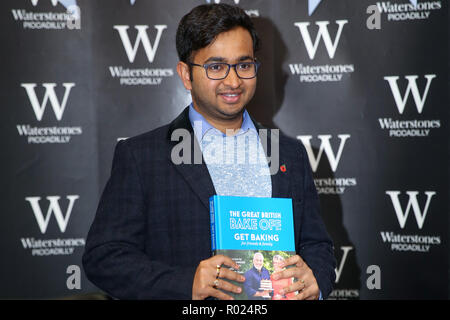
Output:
top-left (207, 274), bottom-right (244, 300)
top-left (272, 254), bottom-right (320, 300)
top-left (272, 266), bottom-right (297, 280)
top-left (192, 255), bottom-right (245, 300)
top-left (280, 254), bottom-right (305, 268)
top-left (281, 269), bottom-right (315, 292)
top-left (197, 283), bottom-right (236, 301)
top-left (288, 276), bottom-right (320, 300)
top-left (199, 278), bottom-right (242, 301)
top-left (281, 279), bottom-right (304, 294)
top-left (288, 281), bottom-right (320, 300)
top-left (220, 266), bottom-right (245, 283)
top-left (273, 254), bottom-right (309, 280)
top-left (213, 278), bottom-right (243, 295)
top-left (215, 254), bottom-right (240, 270)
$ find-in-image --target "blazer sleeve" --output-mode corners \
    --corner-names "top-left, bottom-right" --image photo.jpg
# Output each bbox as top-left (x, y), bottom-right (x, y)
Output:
top-left (82, 140), bottom-right (196, 299)
top-left (296, 141), bottom-right (337, 299)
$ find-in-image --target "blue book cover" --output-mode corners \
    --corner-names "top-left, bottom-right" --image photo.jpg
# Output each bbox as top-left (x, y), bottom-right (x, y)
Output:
top-left (209, 195), bottom-right (296, 300)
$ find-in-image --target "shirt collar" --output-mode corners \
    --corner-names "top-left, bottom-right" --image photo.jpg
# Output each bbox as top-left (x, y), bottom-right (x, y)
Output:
top-left (188, 103), bottom-right (257, 141)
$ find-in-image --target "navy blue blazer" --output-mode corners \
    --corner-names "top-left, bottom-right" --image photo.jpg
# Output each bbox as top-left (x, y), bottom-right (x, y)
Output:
top-left (82, 107), bottom-right (336, 299)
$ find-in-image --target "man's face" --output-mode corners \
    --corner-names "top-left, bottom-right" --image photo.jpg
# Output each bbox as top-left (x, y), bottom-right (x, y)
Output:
top-left (179, 27), bottom-right (257, 123)
top-left (253, 253), bottom-right (264, 270)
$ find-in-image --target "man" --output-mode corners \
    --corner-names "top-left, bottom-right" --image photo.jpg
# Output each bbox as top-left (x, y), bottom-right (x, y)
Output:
top-left (83, 3), bottom-right (336, 300)
top-left (243, 253), bottom-right (271, 299)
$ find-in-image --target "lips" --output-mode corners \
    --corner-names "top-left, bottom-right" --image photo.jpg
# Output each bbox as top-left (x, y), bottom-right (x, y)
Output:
top-left (218, 91), bottom-right (242, 103)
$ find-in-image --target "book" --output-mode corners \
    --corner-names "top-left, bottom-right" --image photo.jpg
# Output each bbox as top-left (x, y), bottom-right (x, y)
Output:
top-left (209, 195), bottom-right (296, 300)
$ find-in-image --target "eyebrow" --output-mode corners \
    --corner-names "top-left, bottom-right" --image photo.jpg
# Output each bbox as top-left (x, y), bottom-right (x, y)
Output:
top-left (203, 55), bottom-right (254, 64)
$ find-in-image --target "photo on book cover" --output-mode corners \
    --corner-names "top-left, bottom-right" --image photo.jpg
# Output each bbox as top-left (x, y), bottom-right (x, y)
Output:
top-left (217, 249), bottom-right (297, 300)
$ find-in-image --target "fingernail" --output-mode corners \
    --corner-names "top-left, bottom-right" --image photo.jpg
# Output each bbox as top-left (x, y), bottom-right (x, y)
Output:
top-left (240, 276), bottom-right (245, 281)
top-left (236, 287), bottom-right (242, 293)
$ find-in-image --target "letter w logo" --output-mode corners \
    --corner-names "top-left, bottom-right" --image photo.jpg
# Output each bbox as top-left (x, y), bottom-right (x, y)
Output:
top-left (294, 20), bottom-right (348, 59)
top-left (384, 74), bottom-right (436, 114)
top-left (25, 195), bottom-right (79, 233)
top-left (114, 25), bottom-right (167, 63)
top-left (297, 134), bottom-right (350, 172)
top-left (21, 83), bottom-right (75, 121)
top-left (386, 191), bottom-right (436, 229)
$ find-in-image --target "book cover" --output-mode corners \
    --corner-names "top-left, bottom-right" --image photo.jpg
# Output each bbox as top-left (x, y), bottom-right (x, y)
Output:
top-left (209, 195), bottom-right (296, 300)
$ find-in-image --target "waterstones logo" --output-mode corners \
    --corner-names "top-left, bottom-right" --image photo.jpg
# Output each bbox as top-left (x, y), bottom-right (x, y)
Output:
top-left (289, 63), bottom-right (354, 83)
top-left (376, 1), bottom-right (442, 22)
top-left (297, 134), bottom-right (357, 195)
top-left (26, 195), bottom-right (79, 234)
top-left (289, 20), bottom-right (354, 83)
top-left (18, 83), bottom-right (82, 144)
top-left (379, 232), bottom-right (440, 253)
top-left (11, 0), bottom-right (80, 30)
top-left (111, 25), bottom-right (174, 86)
top-left (380, 191), bottom-right (441, 253)
top-left (379, 74), bottom-right (440, 138)
top-left (386, 191), bottom-right (435, 230)
top-left (22, 195), bottom-right (85, 256)
top-left (20, 237), bottom-right (85, 256)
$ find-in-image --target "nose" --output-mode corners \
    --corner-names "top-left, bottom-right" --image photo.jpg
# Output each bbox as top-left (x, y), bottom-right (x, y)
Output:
top-left (222, 65), bottom-right (242, 88)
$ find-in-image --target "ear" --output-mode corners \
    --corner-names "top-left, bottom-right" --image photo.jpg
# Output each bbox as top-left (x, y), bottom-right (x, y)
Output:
top-left (177, 61), bottom-right (192, 91)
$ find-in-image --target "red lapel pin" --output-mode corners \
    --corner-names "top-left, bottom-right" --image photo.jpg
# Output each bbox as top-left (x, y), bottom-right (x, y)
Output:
top-left (280, 164), bottom-right (287, 173)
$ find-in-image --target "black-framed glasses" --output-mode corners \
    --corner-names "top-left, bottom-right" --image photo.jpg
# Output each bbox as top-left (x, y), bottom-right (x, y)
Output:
top-left (188, 60), bottom-right (260, 80)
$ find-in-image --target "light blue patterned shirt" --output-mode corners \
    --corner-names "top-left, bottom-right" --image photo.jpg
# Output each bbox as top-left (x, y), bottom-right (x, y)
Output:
top-left (188, 104), bottom-right (272, 198)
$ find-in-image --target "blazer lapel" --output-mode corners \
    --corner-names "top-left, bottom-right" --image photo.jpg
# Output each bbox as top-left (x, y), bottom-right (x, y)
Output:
top-left (167, 107), bottom-right (216, 210)
top-left (252, 119), bottom-right (291, 199)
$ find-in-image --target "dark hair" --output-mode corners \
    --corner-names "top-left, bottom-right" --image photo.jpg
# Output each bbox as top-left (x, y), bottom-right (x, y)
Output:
top-left (176, 4), bottom-right (260, 63)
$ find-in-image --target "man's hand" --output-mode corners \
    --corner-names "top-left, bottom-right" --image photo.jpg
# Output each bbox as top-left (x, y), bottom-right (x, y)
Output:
top-left (192, 255), bottom-right (245, 300)
top-left (272, 255), bottom-right (320, 300)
